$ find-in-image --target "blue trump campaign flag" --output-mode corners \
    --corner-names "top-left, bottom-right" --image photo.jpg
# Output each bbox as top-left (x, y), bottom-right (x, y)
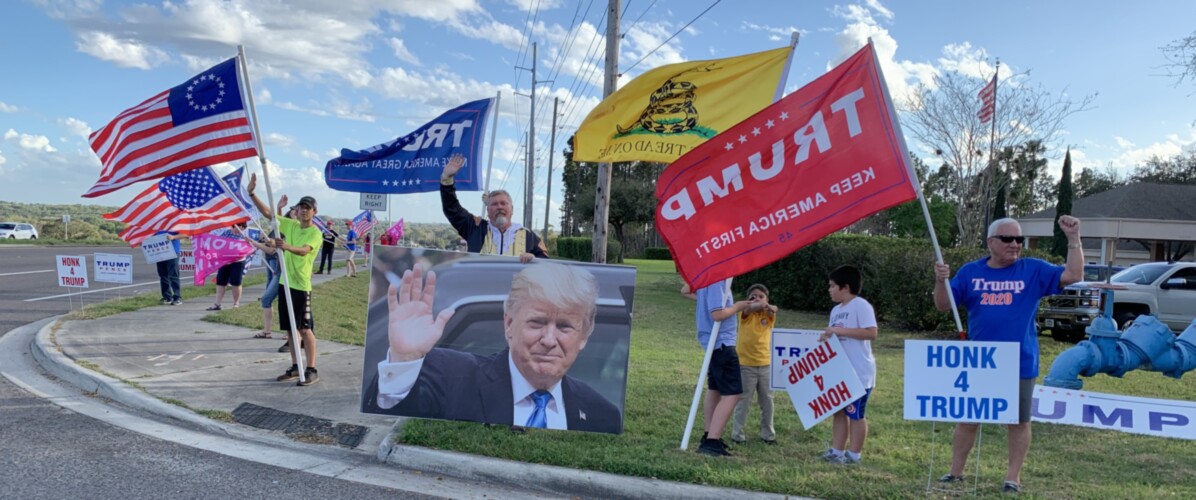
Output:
top-left (324, 98), bottom-right (493, 194)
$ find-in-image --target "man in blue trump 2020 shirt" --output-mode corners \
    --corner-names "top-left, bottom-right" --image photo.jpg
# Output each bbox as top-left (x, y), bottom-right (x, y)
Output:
top-left (932, 215), bottom-right (1084, 494)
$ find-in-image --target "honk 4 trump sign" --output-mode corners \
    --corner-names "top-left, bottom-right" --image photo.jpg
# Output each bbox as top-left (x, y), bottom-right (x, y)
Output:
top-left (655, 41), bottom-right (918, 290)
top-left (786, 335), bottom-right (865, 429)
top-left (903, 340), bottom-right (1020, 424)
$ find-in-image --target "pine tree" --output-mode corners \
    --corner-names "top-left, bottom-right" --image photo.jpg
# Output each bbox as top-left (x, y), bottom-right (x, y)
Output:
top-left (1050, 148), bottom-right (1074, 258)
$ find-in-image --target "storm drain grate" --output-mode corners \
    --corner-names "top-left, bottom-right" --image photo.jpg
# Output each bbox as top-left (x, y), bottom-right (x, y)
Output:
top-left (232, 402), bottom-right (367, 448)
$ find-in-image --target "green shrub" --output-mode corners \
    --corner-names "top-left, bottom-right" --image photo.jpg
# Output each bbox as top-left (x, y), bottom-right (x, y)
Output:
top-left (642, 247), bottom-right (673, 260)
top-left (553, 237), bottom-right (623, 263)
top-left (734, 234), bottom-right (1059, 332)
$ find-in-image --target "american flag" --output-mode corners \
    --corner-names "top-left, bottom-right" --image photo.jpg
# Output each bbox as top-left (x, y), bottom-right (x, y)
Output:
top-left (311, 216), bottom-right (331, 234)
top-left (104, 167), bottom-right (251, 246)
top-left (84, 57), bottom-right (258, 198)
top-left (352, 210), bottom-right (375, 236)
top-left (977, 74), bottom-right (997, 124)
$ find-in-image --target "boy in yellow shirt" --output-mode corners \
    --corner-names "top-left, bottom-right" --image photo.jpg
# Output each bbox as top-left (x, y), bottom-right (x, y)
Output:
top-left (732, 284), bottom-right (779, 444)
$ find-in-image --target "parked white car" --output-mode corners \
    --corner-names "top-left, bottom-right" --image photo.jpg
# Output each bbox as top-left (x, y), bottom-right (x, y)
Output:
top-left (0, 222), bottom-right (38, 239)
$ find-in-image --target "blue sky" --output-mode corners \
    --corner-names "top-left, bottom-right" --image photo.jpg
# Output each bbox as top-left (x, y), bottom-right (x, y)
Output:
top-left (2, 0), bottom-right (1194, 228)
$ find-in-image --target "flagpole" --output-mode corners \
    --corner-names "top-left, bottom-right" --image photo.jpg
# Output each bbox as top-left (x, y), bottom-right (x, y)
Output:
top-left (774, 32), bottom-right (801, 101)
top-left (680, 35), bottom-right (800, 450)
top-left (680, 316), bottom-right (723, 450)
top-left (988, 60), bottom-right (1000, 227)
top-left (237, 44), bottom-right (307, 381)
top-left (484, 91), bottom-right (501, 212)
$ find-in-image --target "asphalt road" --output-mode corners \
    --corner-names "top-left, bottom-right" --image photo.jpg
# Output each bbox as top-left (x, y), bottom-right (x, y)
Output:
top-left (0, 244), bottom-right (165, 336)
top-left (0, 244), bottom-right (492, 499)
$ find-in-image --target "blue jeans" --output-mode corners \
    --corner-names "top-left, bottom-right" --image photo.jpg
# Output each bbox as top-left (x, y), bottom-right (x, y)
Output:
top-left (260, 255), bottom-right (281, 308)
top-left (156, 258), bottom-right (180, 301)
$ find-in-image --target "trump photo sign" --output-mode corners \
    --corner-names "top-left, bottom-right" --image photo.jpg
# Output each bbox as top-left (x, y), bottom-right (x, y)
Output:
top-left (904, 340), bottom-right (1019, 424)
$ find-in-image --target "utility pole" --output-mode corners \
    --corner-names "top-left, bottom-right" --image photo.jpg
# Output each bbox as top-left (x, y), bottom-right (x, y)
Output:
top-left (591, 0), bottom-right (619, 263)
top-left (544, 97), bottom-right (559, 240)
top-left (516, 43), bottom-right (543, 228)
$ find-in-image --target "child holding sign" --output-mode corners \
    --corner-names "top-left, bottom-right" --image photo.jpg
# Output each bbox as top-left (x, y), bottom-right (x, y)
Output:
top-left (818, 266), bottom-right (877, 465)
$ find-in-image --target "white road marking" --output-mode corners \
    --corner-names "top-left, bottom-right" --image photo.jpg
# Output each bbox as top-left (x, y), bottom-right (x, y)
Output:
top-left (23, 274), bottom-right (197, 302)
top-left (0, 269), bottom-right (55, 277)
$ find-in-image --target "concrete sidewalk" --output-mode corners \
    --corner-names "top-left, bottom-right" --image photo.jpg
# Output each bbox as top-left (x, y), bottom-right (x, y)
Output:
top-left (33, 272), bottom-right (797, 500)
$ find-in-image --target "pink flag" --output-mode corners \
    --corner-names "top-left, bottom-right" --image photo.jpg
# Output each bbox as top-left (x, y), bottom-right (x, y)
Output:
top-left (386, 218), bottom-right (404, 243)
top-left (192, 232), bottom-right (255, 286)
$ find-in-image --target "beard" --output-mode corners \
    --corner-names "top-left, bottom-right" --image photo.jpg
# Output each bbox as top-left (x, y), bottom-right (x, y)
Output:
top-left (494, 215), bottom-right (510, 227)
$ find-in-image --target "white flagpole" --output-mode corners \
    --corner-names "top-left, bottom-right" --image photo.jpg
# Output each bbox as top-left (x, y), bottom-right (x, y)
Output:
top-left (867, 39), bottom-right (964, 334)
top-left (237, 45), bottom-right (307, 381)
top-left (680, 316), bottom-right (723, 450)
top-left (774, 32), bottom-right (801, 101)
top-left (484, 92), bottom-right (501, 212)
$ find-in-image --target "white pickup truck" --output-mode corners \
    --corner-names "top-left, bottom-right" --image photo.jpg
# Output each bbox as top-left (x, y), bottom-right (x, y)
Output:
top-left (1039, 262), bottom-right (1196, 342)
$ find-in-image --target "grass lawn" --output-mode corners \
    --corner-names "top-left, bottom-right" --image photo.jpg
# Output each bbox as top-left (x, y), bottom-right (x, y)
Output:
top-left (202, 258), bottom-right (1194, 498)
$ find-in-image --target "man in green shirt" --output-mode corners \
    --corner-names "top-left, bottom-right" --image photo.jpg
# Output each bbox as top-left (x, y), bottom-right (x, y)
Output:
top-left (248, 174), bottom-right (325, 386)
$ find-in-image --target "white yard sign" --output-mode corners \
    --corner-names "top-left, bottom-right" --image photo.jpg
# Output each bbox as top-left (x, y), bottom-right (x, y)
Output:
top-left (140, 233), bottom-right (178, 264)
top-left (56, 255), bottom-right (89, 288)
top-left (93, 253), bottom-right (133, 284)
top-left (903, 340), bottom-right (1020, 424)
top-left (769, 328), bottom-right (822, 391)
top-left (785, 335), bottom-right (866, 429)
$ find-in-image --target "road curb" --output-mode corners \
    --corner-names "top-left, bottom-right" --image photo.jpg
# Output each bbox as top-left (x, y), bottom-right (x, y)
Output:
top-left (31, 316), bottom-right (229, 435)
top-left (382, 442), bottom-right (791, 500)
top-left (30, 316), bottom-right (802, 500)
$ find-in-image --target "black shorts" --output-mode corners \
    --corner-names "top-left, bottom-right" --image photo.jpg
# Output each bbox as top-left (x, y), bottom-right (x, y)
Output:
top-left (277, 286), bottom-right (314, 332)
top-left (707, 345), bottom-right (743, 396)
top-left (215, 261), bottom-right (246, 287)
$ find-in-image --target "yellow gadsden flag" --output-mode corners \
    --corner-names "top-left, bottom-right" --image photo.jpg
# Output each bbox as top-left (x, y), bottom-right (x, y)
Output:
top-left (574, 46), bottom-right (794, 163)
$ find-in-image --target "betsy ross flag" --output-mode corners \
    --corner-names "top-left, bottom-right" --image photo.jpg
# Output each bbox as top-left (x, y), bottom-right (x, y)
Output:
top-left (977, 74), bottom-right (997, 124)
top-left (351, 210), bottom-right (375, 236)
top-left (104, 167), bottom-right (252, 246)
top-left (84, 58), bottom-right (258, 198)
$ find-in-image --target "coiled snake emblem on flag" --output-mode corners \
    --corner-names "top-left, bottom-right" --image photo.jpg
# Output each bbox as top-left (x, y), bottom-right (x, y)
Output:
top-left (617, 79), bottom-right (700, 135)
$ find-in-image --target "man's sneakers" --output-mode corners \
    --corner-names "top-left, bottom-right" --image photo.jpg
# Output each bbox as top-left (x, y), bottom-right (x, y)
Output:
top-left (938, 474), bottom-right (964, 483)
top-left (696, 438), bottom-right (732, 457)
top-left (160, 298), bottom-right (172, 305)
top-left (1002, 480), bottom-right (1021, 494)
top-left (276, 365), bottom-right (300, 381)
top-left (297, 367), bottom-right (319, 386)
top-left (276, 365), bottom-right (320, 386)
top-left (170, 299), bottom-right (182, 306)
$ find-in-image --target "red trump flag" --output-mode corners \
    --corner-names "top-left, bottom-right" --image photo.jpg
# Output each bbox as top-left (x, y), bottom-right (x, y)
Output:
top-left (656, 42), bottom-right (918, 290)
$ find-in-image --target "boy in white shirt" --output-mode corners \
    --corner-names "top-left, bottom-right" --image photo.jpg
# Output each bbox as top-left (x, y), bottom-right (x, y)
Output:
top-left (818, 265), bottom-right (878, 465)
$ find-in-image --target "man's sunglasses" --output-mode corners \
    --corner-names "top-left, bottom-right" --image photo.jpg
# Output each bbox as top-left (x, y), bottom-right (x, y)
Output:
top-left (992, 235), bottom-right (1025, 244)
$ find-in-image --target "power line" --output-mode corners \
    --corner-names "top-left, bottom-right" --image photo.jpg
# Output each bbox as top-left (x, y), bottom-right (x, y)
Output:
top-left (622, 0), bottom-right (657, 37)
top-left (622, 0), bottom-right (721, 75)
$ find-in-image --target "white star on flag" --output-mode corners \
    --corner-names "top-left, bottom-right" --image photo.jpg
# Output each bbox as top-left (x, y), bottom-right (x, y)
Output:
top-left (724, 142), bottom-right (734, 151)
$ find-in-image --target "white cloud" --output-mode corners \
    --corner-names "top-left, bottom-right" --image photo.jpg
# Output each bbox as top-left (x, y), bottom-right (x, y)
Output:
top-left (265, 132), bottom-right (295, 148)
top-left (1113, 136), bottom-right (1135, 149)
top-left (4, 129), bottom-right (58, 153)
top-left (388, 38), bottom-right (421, 65)
top-left (863, 0), bottom-right (894, 20)
top-left (829, 3), bottom-right (937, 105)
top-left (75, 31), bottom-right (169, 69)
top-left (0, 101), bottom-right (18, 113)
top-left (741, 21), bottom-right (804, 42)
top-left (301, 149), bottom-right (322, 161)
top-left (58, 117), bottom-right (91, 139)
top-left (936, 42), bottom-right (999, 80)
